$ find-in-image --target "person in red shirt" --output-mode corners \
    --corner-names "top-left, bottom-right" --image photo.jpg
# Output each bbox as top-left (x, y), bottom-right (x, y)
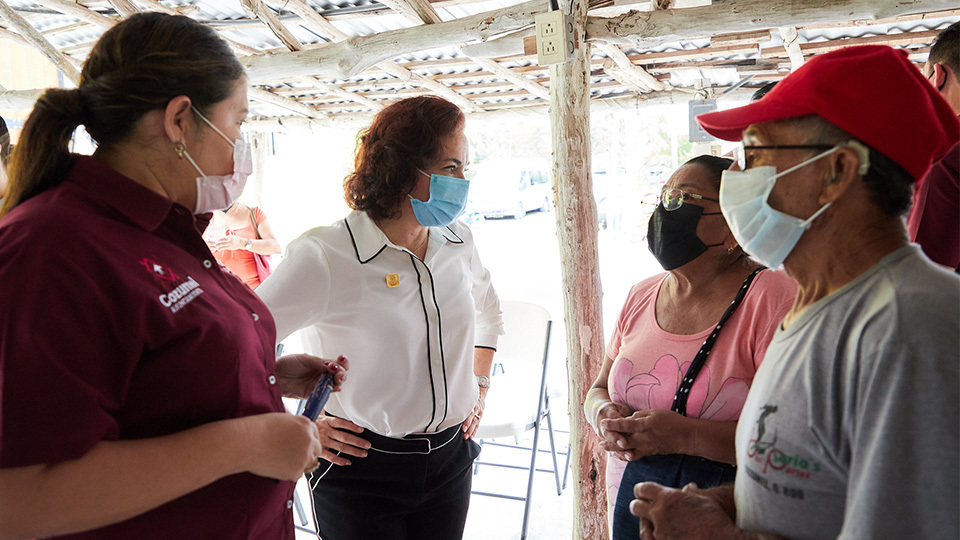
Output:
top-left (0, 13), bottom-right (346, 539)
top-left (908, 21), bottom-right (960, 270)
top-left (205, 202), bottom-right (282, 289)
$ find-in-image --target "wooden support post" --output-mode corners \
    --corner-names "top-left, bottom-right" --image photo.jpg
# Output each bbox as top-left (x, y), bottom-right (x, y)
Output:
top-left (550, 0), bottom-right (608, 538)
top-left (246, 131), bottom-right (269, 206)
top-left (0, 0), bottom-right (81, 83)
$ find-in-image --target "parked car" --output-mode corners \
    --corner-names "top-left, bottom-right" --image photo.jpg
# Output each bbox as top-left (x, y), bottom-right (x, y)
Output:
top-left (468, 159), bottom-right (552, 219)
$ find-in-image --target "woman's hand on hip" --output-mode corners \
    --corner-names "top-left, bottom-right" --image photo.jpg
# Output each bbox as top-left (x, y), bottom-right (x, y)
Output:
top-left (600, 408), bottom-right (688, 461)
top-left (461, 387), bottom-right (487, 440)
top-left (316, 416), bottom-right (370, 466)
top-left (275, 354), bottom-right (348, 398)
top-left (240, 413), bottom-right (323, 480)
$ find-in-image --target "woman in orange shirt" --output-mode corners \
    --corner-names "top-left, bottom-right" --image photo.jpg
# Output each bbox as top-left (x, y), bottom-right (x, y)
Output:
top-left (206, 202), bottom-right (282, 288)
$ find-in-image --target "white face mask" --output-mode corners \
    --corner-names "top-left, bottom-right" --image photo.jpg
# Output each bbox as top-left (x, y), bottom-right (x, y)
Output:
top-left (177, 106), bottom-right (252, 214)
top-left (719, 141), bottom-right (869, 268)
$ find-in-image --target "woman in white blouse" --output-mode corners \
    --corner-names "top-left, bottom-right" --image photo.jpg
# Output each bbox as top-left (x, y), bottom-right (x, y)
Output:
top-left (257, 95), bottom-right (503, 540)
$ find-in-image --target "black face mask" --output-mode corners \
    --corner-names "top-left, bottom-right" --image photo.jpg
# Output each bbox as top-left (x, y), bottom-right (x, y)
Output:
top-left (647, 203), bottom-right (723, 270)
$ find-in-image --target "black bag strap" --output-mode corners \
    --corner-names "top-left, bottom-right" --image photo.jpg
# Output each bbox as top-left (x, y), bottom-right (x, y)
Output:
top-left (671, 266), bottom-right (765, 417)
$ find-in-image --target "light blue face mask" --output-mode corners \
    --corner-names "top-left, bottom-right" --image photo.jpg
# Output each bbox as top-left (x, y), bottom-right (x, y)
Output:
top-left (409, 169), bottom-right (470, 227)
top-left (720, 141), bottom-right (870, 268)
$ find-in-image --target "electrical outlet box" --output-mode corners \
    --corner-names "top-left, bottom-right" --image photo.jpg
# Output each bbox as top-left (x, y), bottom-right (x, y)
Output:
top-left (535, 11), bottom-right (574, 66)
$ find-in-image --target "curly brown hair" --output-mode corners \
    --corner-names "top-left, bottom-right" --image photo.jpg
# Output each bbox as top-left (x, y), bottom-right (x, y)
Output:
top-left (344, 96), bottom-right (465, 221)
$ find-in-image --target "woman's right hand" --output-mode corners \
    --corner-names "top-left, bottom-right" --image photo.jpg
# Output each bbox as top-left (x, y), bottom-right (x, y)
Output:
top-left (240, 413), bottom-right (323, 481)
top-left (315, 416), bottom-right (371, 466)
top-left (597, 402), bottom-right (633, 461)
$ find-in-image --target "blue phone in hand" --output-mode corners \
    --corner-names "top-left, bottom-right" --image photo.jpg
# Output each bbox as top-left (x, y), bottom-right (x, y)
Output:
top-left (301, 372), bottom-right (334, 421)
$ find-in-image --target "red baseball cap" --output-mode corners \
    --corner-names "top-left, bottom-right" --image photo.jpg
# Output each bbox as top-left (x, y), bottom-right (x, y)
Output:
top-left (697, 45), bottom-right (960, 181)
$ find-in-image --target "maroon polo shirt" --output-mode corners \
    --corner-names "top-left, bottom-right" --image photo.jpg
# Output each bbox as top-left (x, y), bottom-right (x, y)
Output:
top-left (908, 140), bottom-right (960, 270)
top-left (0, 156), bottom-right (295, 539)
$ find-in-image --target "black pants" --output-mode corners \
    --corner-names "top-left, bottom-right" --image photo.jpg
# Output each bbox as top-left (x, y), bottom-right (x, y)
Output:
top-left (308, 424), bottom-right (481, 540)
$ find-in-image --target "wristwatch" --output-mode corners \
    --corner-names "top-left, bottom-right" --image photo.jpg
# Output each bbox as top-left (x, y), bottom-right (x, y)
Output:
top-left (244, 239), bottom-right (253, 250)
top-left (476, 375), bottom-right (491, 388)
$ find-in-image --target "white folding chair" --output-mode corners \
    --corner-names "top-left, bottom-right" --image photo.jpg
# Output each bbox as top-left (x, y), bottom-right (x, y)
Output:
top-left (472, 300), bottom-right (568, 540)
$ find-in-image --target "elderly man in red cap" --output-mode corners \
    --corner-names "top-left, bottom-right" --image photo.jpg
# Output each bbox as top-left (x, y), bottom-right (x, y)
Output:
top-left (629, 45), bottom-right (959, 540)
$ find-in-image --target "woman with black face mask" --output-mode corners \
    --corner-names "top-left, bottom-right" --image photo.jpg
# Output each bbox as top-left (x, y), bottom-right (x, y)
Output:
top-left (584, 155), bottom-right (798, 540)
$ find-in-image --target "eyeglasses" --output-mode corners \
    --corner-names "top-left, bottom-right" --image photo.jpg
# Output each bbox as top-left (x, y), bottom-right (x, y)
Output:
top-left (641, 188), bottom-right (719, 211)
top-left (734, 144), bottom-right (836, 170)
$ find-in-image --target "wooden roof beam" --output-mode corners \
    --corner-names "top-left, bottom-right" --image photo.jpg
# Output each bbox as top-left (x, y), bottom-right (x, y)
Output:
top-left (299, 76), bottom-right (385, 110)
top-left (378, 0), bottom-right (443, 25)
top-left (0, 0), bottom-right (80, 82)
top-left (0, 88), bottom-right (43, 109)
top-left (596, 42), bottom-right (668, 91)
top-left (586, 0), bottom-right (957, 48)
top-left (601, 59), bottom-right (652, 94)
top-left (241, 0), bottom-right (547, 81)
top-left (106, 0), bottom-right (139, 18)
top-left (263, 0), bottom-right (483, 112)
top-left (761, 28), bottom-right (943, 58)
top-left (241, 0), bottom-right (303, 51)
top-left (778, 26), bottom-right (804, 71)
top-left (380, 62), bottom-right (485, 112)
top-left (0, 24), bottom-right (31, 47)
top-left (710, 29), bottom-right (772, 47)
top-left (35, 0), bottom-right (115, 28)
top-left (248, 87), bottom-right (326, 118)
top-left (460, 52), bottom-right (549, 100)
top-left (267, 0), bottom-right (348, 40)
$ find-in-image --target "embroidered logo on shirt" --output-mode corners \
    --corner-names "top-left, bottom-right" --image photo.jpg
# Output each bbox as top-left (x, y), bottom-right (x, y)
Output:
top-left (140, 257), bottom-right (181, 282)
top-left (744, 403), bottom-right (822, 500)
top-left (386, 273), bottom-right (400, 288)
top-left (158, 276), bottom-right (204, 313)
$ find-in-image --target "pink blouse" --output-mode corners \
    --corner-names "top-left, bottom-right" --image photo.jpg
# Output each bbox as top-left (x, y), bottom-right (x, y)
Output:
top-left (603, 269), bottom-right (796, 505)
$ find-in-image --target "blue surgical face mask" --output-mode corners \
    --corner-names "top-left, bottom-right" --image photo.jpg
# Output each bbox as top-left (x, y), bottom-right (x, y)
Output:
top-left (409, 169), bottom-right (470, 227)
top-left (719, 141), bottom-right (869, 268)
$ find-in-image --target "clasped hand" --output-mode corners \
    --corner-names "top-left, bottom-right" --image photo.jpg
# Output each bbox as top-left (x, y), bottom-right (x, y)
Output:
top-left (598, 407), bottom-right (688, 461)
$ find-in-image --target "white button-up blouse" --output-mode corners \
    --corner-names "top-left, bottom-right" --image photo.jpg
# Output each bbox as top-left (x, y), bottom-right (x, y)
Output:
top-left (257, 210), bottom-right (503, 437)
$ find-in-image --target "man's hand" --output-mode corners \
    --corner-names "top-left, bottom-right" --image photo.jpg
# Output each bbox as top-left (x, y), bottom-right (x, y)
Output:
top-left (630, 482), bottom-right (738, 540)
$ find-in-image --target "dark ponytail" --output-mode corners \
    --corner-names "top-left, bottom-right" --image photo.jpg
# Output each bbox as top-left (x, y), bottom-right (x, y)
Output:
top-left (0, 12), bottom-right (243, 218)
top-left (1, 89), bottom-right (83, 217)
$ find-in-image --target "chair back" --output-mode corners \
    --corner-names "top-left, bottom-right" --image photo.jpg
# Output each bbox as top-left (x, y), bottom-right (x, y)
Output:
top-left (496, 300), bottom-right (551, 369)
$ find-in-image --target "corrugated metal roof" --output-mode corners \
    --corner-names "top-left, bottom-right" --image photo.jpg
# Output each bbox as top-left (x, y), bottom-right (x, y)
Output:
top-left (2, 1), bottom-right (958, 119)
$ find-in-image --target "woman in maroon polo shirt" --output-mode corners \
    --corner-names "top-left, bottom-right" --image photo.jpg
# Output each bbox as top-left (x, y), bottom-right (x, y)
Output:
top-left (0, 13), bottom-right (346, 539)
